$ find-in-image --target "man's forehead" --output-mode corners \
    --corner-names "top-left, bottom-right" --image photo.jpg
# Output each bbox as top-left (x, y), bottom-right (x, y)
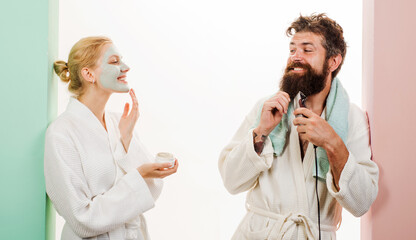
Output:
top-left (290, 32), bottom-right (323, 46)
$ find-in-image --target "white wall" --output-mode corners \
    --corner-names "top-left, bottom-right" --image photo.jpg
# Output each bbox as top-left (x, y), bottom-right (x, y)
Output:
top-left (57, 1), bottom-right (362, 239)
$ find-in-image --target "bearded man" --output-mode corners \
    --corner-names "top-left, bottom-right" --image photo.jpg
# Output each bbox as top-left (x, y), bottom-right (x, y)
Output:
top-left (218, 13), bottom-right (379, 240)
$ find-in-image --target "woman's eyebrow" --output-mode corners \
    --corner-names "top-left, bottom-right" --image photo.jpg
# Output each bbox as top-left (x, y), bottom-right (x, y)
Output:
top-left (108, 55), bottom-right (123, 60)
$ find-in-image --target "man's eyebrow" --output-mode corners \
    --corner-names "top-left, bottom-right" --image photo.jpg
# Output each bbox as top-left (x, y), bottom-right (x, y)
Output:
top-left (289, 42), bottom-right (315, 47)
top-left (301, 42), bottom-right (315, 47)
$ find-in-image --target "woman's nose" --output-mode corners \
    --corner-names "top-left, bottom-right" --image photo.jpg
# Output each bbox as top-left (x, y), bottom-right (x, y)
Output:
top-left (120, 61), bottom-right (130, 73)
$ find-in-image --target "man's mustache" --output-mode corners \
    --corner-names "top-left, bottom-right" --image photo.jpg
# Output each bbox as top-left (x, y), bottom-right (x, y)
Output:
top-left (285, 62), bottom-right (312, 73)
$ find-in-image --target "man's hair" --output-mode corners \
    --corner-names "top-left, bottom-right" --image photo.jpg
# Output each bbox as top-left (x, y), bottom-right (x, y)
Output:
top-left (286, 13), bottom-right (347, 79)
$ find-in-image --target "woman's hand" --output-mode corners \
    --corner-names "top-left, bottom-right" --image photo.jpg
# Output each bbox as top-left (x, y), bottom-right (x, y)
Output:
top-left (119, 89), bottom-right (139, 152)
top-left (137, 160), bottom-right (179, 178)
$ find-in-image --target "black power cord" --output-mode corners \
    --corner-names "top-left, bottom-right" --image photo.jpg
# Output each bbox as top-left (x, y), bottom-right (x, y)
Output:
top-left (299, 92), bottom-right (321, 239)
top-left (314, 145), bottom-right (321, 240)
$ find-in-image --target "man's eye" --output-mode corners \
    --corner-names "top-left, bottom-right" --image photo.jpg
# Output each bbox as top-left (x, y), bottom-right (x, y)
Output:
top-left (290, 49), bottom-right (295, 53)
top-left (305, 49), bottom-right (312, 52)
top-left (111, 60), bottom-right (119, 64)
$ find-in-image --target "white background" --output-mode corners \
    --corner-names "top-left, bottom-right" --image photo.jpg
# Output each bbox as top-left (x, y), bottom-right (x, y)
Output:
top-left (57, 0), bottom-right (363, 239)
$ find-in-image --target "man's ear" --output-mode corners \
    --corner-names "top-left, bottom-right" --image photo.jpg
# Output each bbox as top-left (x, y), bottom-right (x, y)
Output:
top-left (81, 67), bottom-right (96, 84)
top-left (328, 54), bottom-right (342, 73)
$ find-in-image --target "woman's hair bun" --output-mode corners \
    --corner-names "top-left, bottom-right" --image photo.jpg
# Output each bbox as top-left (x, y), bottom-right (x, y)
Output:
top-left (53, 60), bottom-right (70, 83)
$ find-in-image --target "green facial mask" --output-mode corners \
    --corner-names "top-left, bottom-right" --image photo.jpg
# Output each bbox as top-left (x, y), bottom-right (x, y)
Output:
top-left (99, 44), bottom-right (130, 92)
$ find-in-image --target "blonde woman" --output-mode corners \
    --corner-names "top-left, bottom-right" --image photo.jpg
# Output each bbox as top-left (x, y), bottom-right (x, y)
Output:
top-left (44, 36), bottom-right (178, 240)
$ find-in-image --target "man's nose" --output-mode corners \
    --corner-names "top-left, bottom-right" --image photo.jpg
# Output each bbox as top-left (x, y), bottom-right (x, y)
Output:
top-left (291, 50), bottom-right (303, 62)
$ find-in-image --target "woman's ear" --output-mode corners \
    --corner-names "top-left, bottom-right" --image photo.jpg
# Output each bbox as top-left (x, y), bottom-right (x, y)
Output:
top-left (329, 54), bottom-right (342, 73)
top-left (81, 67), bottom-right (96, 84)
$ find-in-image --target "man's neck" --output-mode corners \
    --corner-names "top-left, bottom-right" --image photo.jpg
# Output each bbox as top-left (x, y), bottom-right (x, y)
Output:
top-left (305, 76), bottom-right (332, 115)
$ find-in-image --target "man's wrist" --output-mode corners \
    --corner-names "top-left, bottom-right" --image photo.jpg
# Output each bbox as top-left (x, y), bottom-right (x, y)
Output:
top-left (253, 128), bottom-right (268, 155)
top-left (254, 126), bottom-right (271, 137)
top-left (324, 134), bottom-right (349, 190)
top-left (323, 134), bottom-right (344, 155)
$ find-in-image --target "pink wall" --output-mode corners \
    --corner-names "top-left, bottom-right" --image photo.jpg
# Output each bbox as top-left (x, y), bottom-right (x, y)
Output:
top-left (362, 0), bottom-right (416, 239)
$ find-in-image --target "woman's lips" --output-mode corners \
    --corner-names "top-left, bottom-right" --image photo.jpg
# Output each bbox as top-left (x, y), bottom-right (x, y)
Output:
top-left (117, 75), bottom-right (127, 83)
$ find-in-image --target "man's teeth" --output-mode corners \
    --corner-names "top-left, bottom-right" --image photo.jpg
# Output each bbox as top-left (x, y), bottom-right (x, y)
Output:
top-left (294, 68), bottom-right (303, 71)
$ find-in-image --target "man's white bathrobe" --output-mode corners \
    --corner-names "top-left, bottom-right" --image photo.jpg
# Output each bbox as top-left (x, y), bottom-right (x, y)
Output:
top-left (219, 98), bottom-right (379, 240)
top-left (44, 98), bottom-right (162, 240)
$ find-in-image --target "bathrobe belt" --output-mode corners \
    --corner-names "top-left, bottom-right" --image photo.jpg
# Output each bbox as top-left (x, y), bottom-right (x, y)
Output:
top-left (85, 226), bottom-right (140, 240)
top-left (246, 203), bottom-right (336, 240)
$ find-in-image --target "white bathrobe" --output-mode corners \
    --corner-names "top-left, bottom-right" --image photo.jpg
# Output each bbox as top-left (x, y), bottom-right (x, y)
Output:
top-left (44, 98), bottom-right (163, 240)
top-left (219, 97), bottom-right (379, 240)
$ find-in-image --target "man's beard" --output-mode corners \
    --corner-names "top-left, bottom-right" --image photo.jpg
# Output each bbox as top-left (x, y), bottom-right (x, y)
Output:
top-left (280, 61), bottom-right (329, 99)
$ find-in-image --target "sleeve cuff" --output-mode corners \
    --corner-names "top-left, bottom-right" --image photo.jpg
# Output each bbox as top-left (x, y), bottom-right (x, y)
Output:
top-left (326, 151), bottom-right (356, 198)
top-left (245, 129), bottom-right (274, 172)
top-left (123, 169), bottom-right (155, 211)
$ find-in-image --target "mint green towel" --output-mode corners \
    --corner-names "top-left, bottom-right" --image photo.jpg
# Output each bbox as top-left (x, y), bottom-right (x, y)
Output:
top-left (254, 78), bottom-right (349, 180)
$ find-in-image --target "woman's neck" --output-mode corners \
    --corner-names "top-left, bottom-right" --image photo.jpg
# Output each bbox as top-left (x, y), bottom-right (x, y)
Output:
top-left (78, 88), bottom-right (111, 130)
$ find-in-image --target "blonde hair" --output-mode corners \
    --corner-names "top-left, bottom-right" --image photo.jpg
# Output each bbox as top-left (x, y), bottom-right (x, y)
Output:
top-left (53, 36), bottom-right (112, 96)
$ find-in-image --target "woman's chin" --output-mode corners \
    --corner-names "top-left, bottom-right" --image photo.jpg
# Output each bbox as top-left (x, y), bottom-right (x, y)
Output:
top-left (117, 87), bottom-right (130, 93)
top-left (110, 85), bottom-right (130, 93)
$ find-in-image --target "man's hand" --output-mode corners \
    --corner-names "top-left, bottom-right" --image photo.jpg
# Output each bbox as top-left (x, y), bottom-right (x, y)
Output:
top-left (293, 107), bottom-right (349, 190)
top-left (137, 160), bottom-right (179, 179)
top-left (293, 107), bottom-right (336, 148)
top-left (253, 92), bottom-right (290, 155)
top-left (119, 89), bottom-right (139, 152)
top-left (255, 92), bottom-right (291, 136)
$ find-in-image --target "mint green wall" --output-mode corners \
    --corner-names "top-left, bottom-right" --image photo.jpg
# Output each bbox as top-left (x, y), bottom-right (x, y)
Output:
top-left (0, 0), bottom-right (58, 239)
